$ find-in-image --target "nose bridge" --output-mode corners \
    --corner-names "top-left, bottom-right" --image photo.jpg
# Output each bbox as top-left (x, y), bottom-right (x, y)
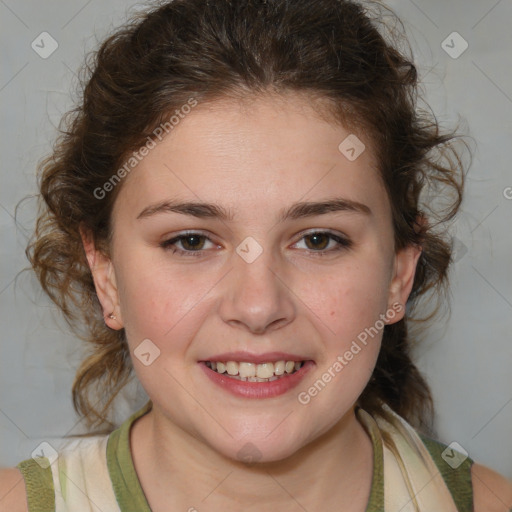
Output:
top-left (218, 235), bottom-right (295, 333)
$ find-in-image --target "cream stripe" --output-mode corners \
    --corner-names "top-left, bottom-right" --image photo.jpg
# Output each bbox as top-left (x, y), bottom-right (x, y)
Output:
top-left (358, 405), bottom-right (459, 512)
top-left (380, 405), bottom-right (459, 511)
top-left (48, 435), bottom-right (120, 511)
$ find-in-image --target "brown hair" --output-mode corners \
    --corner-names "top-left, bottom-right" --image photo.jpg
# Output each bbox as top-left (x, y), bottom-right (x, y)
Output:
top-left (26, 0), bottom-right (467, 436)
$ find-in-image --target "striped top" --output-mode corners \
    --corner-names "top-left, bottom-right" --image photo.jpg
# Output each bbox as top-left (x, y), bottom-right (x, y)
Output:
top-left (16, 401), bottom-right (474, 511)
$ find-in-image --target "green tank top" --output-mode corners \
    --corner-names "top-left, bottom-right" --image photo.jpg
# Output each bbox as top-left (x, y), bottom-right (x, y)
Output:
top-left (16, 402), bottom-right (474, 511)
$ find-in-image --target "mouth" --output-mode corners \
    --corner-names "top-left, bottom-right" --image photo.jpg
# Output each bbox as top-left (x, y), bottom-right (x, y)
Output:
top-left (198, 358), bottom-right (315, 399)
top-left (203, 360), bottom-right (306, 382)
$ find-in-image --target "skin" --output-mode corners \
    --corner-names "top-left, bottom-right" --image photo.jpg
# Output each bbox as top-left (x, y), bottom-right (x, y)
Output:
top-left (0, 92), bottom-right (511, 512)
top-left (80, 92), bottom-right (422, 511)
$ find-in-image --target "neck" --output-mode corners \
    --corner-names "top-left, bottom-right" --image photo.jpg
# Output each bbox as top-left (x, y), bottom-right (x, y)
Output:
top-left (130, 405), bottom-right (374, 511)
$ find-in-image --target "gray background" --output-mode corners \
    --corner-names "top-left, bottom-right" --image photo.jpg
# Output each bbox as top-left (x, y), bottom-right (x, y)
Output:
top-left (1, 0), bottom-right (511, 481)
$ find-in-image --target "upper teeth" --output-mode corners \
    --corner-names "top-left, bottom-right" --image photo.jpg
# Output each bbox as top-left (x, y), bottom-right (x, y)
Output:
top-left (206, 360), bottom-right (303, 378)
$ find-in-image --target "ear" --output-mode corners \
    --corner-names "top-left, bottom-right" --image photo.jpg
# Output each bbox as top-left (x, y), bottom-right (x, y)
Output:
top-left (386, 243), bottom-right (422, 324)
top-left (79, 223), bottom-right (123, 330)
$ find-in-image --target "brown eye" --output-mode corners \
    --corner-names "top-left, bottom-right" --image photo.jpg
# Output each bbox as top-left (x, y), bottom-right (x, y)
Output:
top-left (160, 232), bottom-right (217, 257)
top-left (178, 234), bottom-right (206, 251)
top-left (304, 233), bottom-right (330, 251)
top-left (295, 231), bottom-right (352, 256)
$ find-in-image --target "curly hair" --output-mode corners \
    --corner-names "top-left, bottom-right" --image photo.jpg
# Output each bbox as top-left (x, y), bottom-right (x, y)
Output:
top-left (26, 0), bottom-right (467, 436)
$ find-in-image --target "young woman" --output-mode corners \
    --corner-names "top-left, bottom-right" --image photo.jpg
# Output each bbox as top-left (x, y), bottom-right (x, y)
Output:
top-left (1, 0), bottom-right (511, 510)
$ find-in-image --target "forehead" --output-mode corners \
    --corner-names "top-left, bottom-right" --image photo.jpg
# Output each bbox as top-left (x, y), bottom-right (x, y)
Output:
top-left (113, 93), bottom-right (389, 222)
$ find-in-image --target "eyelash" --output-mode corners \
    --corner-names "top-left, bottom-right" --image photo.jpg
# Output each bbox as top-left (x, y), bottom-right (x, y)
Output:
top-left (160, 230), bottom-right (352, 258)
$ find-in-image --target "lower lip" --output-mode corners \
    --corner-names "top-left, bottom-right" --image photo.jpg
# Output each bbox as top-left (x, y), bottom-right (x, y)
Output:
top-left (198, 361), bottom-right (315, 399)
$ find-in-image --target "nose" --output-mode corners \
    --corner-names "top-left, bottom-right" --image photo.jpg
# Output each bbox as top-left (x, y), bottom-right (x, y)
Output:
top-left (217, 242), bottom-right (296, 335)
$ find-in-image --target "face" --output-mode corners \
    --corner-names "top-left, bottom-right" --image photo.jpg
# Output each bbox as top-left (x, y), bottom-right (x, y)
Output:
top-left (83, 93), bottom-right (420, 463)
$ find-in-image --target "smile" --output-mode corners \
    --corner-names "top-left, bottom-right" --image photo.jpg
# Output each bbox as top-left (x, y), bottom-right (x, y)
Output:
top-left (199, 360), bottom-right (315, 399)
top-left (205, 360), bottom-right (305, 381)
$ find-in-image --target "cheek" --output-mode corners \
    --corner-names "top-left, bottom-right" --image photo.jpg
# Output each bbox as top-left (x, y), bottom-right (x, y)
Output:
top-left (293, 265), bottom-right (387, 421)
top-left (294, 258), bottom-right (392, 342)
top-left (115, 253), bottom-right (221, 350)
top-left (292, 258), bottom-right (389, 395)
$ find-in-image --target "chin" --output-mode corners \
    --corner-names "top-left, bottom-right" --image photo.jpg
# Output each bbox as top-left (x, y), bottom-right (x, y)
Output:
top-left (208, 432), bottom-right (304, 466)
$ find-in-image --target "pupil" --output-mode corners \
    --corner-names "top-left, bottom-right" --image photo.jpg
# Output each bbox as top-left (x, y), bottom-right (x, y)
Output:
top-left (308, 233), bottom-right (327, 250)
top-left (184, 235), bottom-right (202, 249)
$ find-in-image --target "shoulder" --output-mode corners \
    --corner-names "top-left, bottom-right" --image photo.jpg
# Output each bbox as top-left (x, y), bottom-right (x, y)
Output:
top-left (0, 467), bottom-right (28, 512)
top-left (418, 433), bottom-right (512, 511)
top-left (472, 462), bottom-right (512, 512)
top-left (416, 433), bottom-right (474, 511)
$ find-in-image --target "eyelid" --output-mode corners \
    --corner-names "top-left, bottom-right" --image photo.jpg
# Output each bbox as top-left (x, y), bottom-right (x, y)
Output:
top-left (294, 227), bottom-right (348, 240)
top-left (160, 228), bottom-right (352, 257)
top-left (161, 229), bottom-right (212, 242)
top-left (292, 229), bottom-right (352, 254)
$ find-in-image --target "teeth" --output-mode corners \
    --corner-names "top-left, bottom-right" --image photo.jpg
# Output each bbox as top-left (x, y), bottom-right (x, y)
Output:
top-left (274, 361), bottom-right (285, 375)
top-left (205, 360), bottom-right (305, 379)
top-left (257, 363), bottom-right (274, 379)
top-left (239, 362), bottom-right (256, 378)
top-left (226, 361), bottom-right (238, 376)
top-left (285, 361), bottom-right (295, 373)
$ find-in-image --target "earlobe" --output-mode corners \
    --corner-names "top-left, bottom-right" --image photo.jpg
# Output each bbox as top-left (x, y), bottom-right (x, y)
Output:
top-left (386, 244), bottom-right (422, 324)
top-left (79, 223), bottom-right (123, 329)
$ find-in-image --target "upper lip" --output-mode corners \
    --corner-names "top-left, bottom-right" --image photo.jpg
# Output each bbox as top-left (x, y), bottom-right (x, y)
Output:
top-left (199, 351), bottom-right (312, 364)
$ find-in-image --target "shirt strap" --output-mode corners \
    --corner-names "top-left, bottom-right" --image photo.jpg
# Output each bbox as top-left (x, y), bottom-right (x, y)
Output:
top-left (16, 458), bottom-right (56, 512)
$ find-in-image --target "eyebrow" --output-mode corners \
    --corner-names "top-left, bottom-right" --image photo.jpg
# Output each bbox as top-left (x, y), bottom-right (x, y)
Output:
top-left (136, 197), bottom-right (372, 222)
